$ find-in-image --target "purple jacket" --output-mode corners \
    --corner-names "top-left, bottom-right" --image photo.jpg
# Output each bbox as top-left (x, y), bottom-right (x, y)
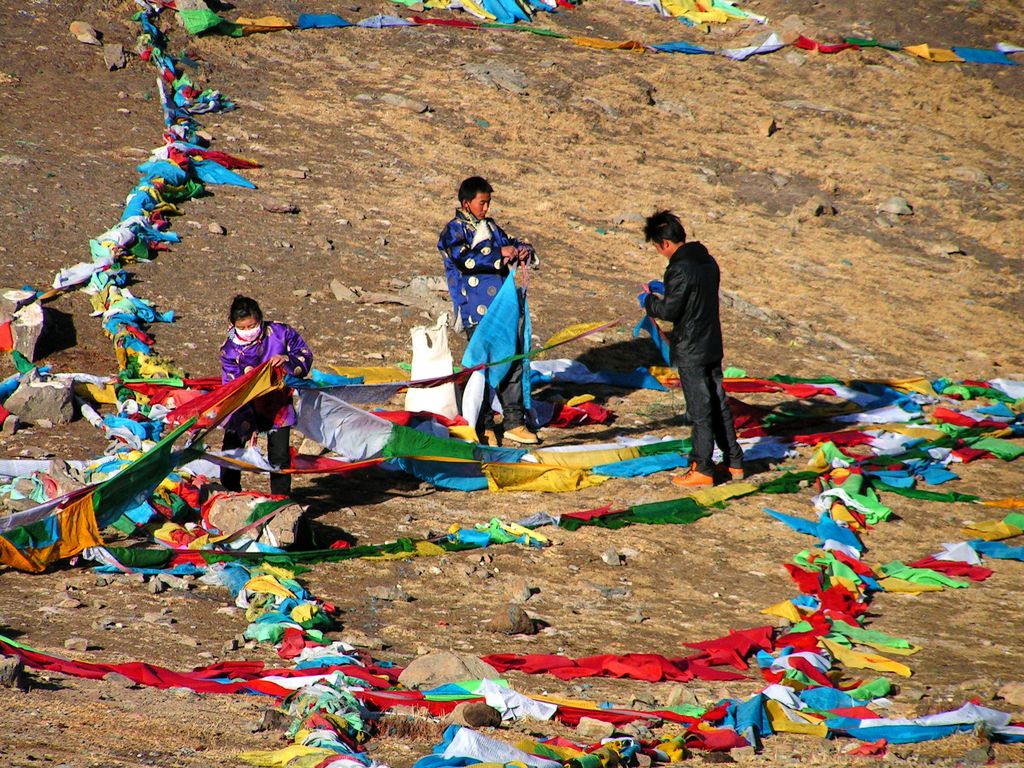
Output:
top-left (219, 321), bottom-right (313, 433)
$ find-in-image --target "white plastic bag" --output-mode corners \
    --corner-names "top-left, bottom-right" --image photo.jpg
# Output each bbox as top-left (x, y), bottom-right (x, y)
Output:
top-left (405, 313), bottom-right (458, 418)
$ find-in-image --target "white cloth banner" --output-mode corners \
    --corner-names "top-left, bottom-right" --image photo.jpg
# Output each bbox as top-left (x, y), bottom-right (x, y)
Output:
top-left (295, 389), bottom-right (393, 461)
top-left (478, 679), bottom-right (557, 722)
top-left (441, 727), bottom-right (560, 768)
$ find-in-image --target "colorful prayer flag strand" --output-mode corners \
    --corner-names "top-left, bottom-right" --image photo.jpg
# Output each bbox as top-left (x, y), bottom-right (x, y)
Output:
top-left (170, 0), bottom-right (1022, 69)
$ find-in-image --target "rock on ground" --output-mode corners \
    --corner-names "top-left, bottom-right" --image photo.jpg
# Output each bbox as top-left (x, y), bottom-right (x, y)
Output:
top-left (204, 493), bottom-right (305, 548)
top-left (396, 651), bottom-right (500, 689)
top-left (450, 702), bottom-right (502, 728)
top-left (487, 604), bottom-right (537, 635)
top-left (4, 373), bottom-right (73, 425)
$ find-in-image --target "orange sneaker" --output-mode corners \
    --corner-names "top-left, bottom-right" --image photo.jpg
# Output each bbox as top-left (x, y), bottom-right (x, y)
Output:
top-left (671, 468), bottom-right (714, 487)
top-left (728, 466), bottom-right (744, 481)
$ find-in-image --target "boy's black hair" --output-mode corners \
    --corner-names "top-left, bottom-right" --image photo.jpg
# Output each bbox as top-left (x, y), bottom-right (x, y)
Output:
top-left (458, 176), bottom-right (494, 204)
top-left (229, 295), bottom-right (263, 324)
top-left (644, 210), bottom-right (687, 244)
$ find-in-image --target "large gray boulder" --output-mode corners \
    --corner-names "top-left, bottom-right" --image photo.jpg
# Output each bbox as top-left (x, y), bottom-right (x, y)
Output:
top-left (397, 651), bottom-right (500, 690)
top-left (11, 302), bottom-right (46, 362)
top-left (204, 493), bottom-right (305, 548)
top-left (4, 373), bottom-right (73, 425)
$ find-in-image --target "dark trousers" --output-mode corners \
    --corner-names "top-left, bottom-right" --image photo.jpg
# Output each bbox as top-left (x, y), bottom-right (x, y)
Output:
top-left (464, 324), bottom-right (525, 431)
top-left (221, 427), bottom-right (292, 497)
top-left (678, 363), bottom-right (743, 475)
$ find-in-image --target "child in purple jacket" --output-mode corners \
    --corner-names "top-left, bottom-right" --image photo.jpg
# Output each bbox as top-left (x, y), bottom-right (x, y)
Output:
top-left (219, 295), bottom-right (313, 496)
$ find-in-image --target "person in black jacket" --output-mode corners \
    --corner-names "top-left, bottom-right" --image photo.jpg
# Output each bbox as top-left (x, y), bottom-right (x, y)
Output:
top-left (641, 211), bottom-right (744, 487)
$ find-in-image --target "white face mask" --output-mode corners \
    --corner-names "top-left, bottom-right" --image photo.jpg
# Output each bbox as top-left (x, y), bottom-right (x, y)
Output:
top-left (234, 323), bottom-right (262, 343)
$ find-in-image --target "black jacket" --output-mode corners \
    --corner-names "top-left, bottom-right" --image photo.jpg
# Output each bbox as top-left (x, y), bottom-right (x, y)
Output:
top-left (643, 241), bottom-right (724, 366)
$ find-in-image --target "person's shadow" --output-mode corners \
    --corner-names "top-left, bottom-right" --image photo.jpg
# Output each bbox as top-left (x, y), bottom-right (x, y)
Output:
top-left (573, 336), bottom-right (664, 372)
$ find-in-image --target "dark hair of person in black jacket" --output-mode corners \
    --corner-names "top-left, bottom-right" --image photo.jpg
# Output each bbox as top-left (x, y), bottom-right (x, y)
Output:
top-left (643, 210), bottom-right (687, 245)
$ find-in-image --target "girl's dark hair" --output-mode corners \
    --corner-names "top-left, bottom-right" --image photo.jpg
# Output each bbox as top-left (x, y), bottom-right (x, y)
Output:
top-left (458, 176), bottom-right (493, 204)
top-left (229, 295), bottom-right (263, 324)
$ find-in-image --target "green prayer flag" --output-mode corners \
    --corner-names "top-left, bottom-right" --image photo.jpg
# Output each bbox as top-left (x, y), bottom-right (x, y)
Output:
top-left (1004, 512), bottom-right (1024, 530)
top-left (768, 374), bottom-right (844, 385)
top-left (759, 471), bottom-right (821, 494)
top-left (874, 483), bottom-right (980, 504)
top-left (880, 561), bottom-right (969, 588)
top-left (559, 497), bottom-right (709, 531)
top-left (162, 178), bottom-right (205, 203)
top-left (848, 677), bottom-right (892, 700)
top-left (382, 424), bottom-right (476, 462)
top-left (826, 473), bottom-right (891, 524)
top-left (101, 547), bottom-right (174, 569)
top-left (843, 37), bottom-right (901, 50)
top-left (938, 382), bottom-right (1015, 403)
top-left (178, 8), bottom-right (227, 34)
top-left (481, 22), bottom-right (567, 37)
top-left (204, 537), bottom-right (420, 566)
top-left (637, 439), bottom-right (691, 456)
top-left (246, 499), bottom-right (295, 526)
top-left (830, 619), bottom-right (913, 650)
top-left (11, 350), bottom-right (34, 374)
top-left (422, 679), bottom-right (509, 701)
top-left (662, 703), bottom-right (707, 718)
top-left (244, 622), bottom-right (286, 644)
top-left (965, 436), bottom-right (1024, 461)
top-left (177, 8), bottom-right (242, 36)
top-left (92, 419), bottom-right (198, 528)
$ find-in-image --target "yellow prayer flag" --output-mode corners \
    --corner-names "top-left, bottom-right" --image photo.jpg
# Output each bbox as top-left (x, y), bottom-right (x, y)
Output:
top-left (571, 37), bottom-right (645, 52)
top-left (533, 693), bottom-right (600, 709)
top-left (364, 540), bottom-right (446, 562)
top-left (981, 497), bottom-right (1024, 509)
top-left (871, 423), bottom-right (947, 441)
top-left (962, 520), bottom-right (1024, 541)
top-left (448, 425), bottom-right (479, 443)
top-left (328, 365), bottom-right (408, 384)
top-left (456, 0), bottom-right (497, 19)
top-left (415, 541), bottom-right (447, 557)
top-left (830, 502), bottom-right (859, 526)
top-left (876, 576), bottom-right (942, 593)
top-left (543, 321), bottom-right (612, 350)
top-left (236, 15), bottom-right (294, 32)
top-left (904, 44), bottom-right (963, 62)
top-left (821, 638), bottom-right (912, 677)
top-left (531, 446), bottom-right (640, 469)
top-left (761, 600), bottom-right (803, 623)
top-left (648, 366), bottom-right (679, 386)
top-left (259, 563), bottom-right (297, 581)
top-left (74, 381), bottom-right (119, 405)
top-left (566, 394), bottom-right (595, 407)
top-left (864, 377), bottom-right (938, 397)
top-left (238, 745), bottom-right (335, 767)
top-left (483, 463), bottom-right (609, 493)
top-left (689, 482), bottom-right (757, 506)
top-left (764, 699), bottom-right (828, 737)
top-left (244, 575), bottom-right (296, 600)
top-left (290, 603), bottom-right (317, 624)
top-left (660, 0), bottom-right (734, 22)
top-left (855, 639), bottom-right (921, 657)
top-left (0, 490), bottom-right (105, 573)
top-left (515, 739), bottom-right (582, 760)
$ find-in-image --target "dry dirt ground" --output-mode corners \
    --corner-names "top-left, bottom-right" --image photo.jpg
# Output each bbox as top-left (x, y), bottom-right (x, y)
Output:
top-left (1, 0), bottom-right (1024, 765)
